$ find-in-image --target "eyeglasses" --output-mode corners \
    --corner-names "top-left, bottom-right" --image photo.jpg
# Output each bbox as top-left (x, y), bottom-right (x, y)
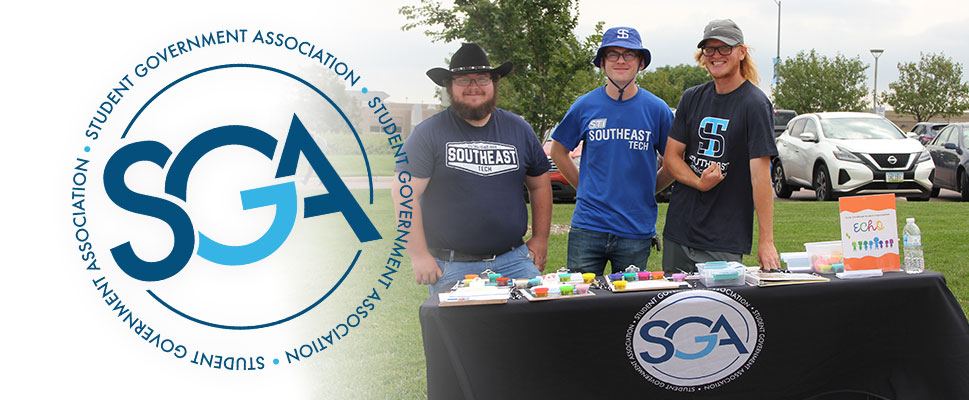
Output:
top-left (452, 76), bottom-right (493, 86)
top-left (701, 45), bottom-right (734, 56)
top-left (605, 51), bottom-right (639, 62)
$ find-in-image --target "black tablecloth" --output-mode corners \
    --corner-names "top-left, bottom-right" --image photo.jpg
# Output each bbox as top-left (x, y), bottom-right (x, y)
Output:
top-left (419, 271), bottom-right (969, 400)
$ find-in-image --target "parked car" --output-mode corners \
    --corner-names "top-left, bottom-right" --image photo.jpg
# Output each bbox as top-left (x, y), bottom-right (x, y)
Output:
top-left (924, 122), bottom-right (969, 200)
top-left (542, 132), bottom-right (581, 202)
top-left (910, 122), bottom-right (949, 145)
top-left (773, 109), bottom-right (797, 138)
top-left (772, 112), bottom-right (934, 201)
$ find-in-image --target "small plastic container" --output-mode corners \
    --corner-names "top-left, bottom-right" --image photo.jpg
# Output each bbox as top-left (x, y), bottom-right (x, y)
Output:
top-left (804, 241), bottom-right (844, 274)
top-left (582, 273), bottom-right (595, 284)
top-left (559, 273), bottom-right (571, 283)
top-left (488, 273), bottom-right (502, 283)
top-left (651, 271), bottom-right (665, 280)
top-left (496, 277), bottom-right (510, 287)
top-left (780, 252), bottom-right (811, 271)
top-left (623, 272), bottom-right (638, 281)
top-left (672, 273), bottom-right (686, 282)
top-left (464, 274), bottom-right (479, 280)
top-left (696, 261), bottom-right (746, 287)
top-left (528, 278), bottom-right (542, 288)
top-left (638, 271), bottom-right (652, 281)
top-left (575, 284), bottom-right (590, 294)
top-left (614, 280), bottom-right (628, 290)
top-left (560, 285), bottom-right (574, 295)
top-left (533, 287), bottom-right (549, 297)
top-left (608, 273), bottom-right (623, 282)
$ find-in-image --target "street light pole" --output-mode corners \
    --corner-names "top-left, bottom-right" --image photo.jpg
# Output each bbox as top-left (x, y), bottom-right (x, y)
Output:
top-left (773, 0), bottom-right (781, 85)
top-left (870, 49), bottom-right (884, 112)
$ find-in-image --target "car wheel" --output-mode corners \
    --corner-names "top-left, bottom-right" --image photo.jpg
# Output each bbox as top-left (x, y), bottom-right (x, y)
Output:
top-left (961, 170), bottom-right (969, 201)
top-left (772, 161), bottom-right (793, 198)
top-left (814, 165), bottom-right (834, 201)
top-left (931, 186), bottom-right (940, 198)
top-left (906, 192), bottom-right (930, 202)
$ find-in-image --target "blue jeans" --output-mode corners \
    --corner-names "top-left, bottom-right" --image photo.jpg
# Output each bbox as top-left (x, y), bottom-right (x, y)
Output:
top-left (428, 244), bottom-right (541, 296)
top-left (567, 226), bottom-right (652, 276)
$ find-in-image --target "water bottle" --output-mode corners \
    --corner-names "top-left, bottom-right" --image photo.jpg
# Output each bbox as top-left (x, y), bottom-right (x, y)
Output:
top-left (902, 218), bottom-right (924, 274)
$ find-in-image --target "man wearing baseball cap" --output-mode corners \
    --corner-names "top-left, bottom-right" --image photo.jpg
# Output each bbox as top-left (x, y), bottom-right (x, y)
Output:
top-left (550, 27), bottom-right (674, 276)
top-left (662, 19), bottom-right (781, 272)
top-left (394, 43), bottom-right (552, 295)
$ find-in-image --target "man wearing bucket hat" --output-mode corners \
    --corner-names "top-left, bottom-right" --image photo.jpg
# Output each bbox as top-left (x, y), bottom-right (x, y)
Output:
top-left (394, 42), bottom-right (552, 295)
top-left (550, 27), bottom-right (674, 276)
top-left (662, 19), bottom-right (781, 272)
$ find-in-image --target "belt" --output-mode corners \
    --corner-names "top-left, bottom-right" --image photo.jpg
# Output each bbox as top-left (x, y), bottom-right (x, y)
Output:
top-left (430, 241), bottom-right (524, 262)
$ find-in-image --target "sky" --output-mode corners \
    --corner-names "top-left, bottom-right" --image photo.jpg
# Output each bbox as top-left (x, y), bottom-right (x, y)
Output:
top-left (373, 0), bottom-right (969, 105)
top-left (2, 0), bottom-right (968, 397)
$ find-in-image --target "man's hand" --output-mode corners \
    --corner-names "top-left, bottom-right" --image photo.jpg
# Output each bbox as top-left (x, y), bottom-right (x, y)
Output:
top-left (412, 252), bottom-right (442, 285)
top-left (697, 162), bottom-right (724, 192)
top-left (758, 241), bottom-right (781, 271)
top-left (525, 237), bottom-right (548, 272)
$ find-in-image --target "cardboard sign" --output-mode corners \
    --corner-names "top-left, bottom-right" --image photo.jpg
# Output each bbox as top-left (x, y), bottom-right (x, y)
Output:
top-left (838, 194), bottom-right (900, 271)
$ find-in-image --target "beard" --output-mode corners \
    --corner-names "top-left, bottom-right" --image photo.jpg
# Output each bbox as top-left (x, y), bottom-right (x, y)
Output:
top-left (447, 84), bottom-right (498, 122)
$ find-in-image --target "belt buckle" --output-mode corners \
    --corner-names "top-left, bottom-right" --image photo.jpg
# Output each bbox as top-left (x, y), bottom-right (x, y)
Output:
top-left (482, 254), bottom-right (497, 261)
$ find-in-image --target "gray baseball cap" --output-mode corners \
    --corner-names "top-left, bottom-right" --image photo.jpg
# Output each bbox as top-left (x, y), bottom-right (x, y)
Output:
top-left (697, 19), bottom-right (744, 48)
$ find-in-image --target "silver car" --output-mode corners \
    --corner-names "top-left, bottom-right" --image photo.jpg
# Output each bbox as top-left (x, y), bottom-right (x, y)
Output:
top-left (772, 112), bottom-right (935, 201)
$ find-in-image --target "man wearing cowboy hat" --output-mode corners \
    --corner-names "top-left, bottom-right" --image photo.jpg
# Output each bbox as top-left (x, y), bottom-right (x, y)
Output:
top-left (394, 42), bottom-right (552, 295)
top-left (550, 27), bottom-right (674, 276)
top-left (662, 19), bottom-right (780, 273)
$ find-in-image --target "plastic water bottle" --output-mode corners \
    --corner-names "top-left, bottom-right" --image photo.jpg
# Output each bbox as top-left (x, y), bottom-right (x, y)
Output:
top-left (902, 218), bottom-right (924, 274)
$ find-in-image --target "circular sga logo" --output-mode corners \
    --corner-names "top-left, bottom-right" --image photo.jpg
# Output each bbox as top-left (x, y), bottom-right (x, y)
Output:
top-left (70, 28), bottom-right (398, 370)
top-left (626, 290), bottom-right (765, 391)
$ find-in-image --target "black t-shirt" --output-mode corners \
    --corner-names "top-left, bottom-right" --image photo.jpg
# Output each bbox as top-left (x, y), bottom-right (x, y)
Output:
top-left (396, 108), bottom-right (550, 254)
top-left (664, 80), bottom-right (777, 254)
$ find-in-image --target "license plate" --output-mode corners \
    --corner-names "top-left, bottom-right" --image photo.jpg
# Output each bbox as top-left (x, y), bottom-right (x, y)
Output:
top-left (886, 172), bottom-right (904, 182)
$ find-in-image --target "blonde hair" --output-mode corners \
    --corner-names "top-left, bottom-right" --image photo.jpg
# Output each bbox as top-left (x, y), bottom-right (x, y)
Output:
top-left (694, 45), bottom-right (760, 86)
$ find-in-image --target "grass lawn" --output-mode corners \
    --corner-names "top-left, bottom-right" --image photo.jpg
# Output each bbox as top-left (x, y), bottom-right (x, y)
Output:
top-left (298, 154), bottom-right (396, 179)
top-left (312, 192), bottom-right (969, 399)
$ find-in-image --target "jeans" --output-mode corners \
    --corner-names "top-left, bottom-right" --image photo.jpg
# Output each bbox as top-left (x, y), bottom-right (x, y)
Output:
top-left (566, 226), bottom-right (652, 276)
top-left (428, 244), bottom-right (541, 296)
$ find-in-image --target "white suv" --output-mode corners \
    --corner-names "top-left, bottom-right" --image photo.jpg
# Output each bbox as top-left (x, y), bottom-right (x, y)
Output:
top-left (772, 112), bottom-right (934, 201)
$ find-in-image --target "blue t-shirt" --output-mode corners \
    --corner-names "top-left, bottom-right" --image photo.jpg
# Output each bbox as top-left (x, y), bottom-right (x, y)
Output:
top-left (663, 80), bottom-right (778, 254)
top-left (396, 108), bottom-right (550, 254)
top-left (552, 86), bottom-right (673, 239)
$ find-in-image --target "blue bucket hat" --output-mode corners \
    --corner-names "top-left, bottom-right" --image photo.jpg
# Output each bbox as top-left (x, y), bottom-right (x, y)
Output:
top-left (592, 27), bottom-right (651, 69)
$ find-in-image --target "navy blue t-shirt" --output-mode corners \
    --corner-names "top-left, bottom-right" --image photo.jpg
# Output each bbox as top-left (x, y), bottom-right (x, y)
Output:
top-left (396, 108), bottom-right (550, 254)
top-left (664, 80), bottom-right (777, 254)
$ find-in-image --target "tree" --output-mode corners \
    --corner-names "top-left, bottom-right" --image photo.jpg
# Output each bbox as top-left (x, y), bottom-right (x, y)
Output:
top-left (400, 0), bottom-right (602, 136)
top-left (637, 64), bottom-right (709, 107)
top-left (883, 52), bottom-right (969, 122)
top-left (773, 50), bottom-right (868, 113)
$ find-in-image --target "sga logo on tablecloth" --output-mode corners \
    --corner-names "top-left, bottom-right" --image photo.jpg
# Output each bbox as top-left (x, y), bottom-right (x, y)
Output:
top-left (626, 289), bottom-right (765, 391)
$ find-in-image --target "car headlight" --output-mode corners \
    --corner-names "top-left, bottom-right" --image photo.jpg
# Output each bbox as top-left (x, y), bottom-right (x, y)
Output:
top-left (833, 146), bottom-right (863, 163)
top-left (917, 149), bottom-right (931, 163)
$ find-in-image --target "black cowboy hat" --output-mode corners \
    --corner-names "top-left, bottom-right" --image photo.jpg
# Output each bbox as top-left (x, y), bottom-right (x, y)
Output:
top-left (426, 43), bottom-right (514, 86)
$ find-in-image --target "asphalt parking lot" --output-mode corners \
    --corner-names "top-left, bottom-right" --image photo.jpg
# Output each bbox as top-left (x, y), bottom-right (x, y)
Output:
top-left (777, 188), bottom-right (964, 202)
top-left (338, 176), bottom-right (965, 203)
